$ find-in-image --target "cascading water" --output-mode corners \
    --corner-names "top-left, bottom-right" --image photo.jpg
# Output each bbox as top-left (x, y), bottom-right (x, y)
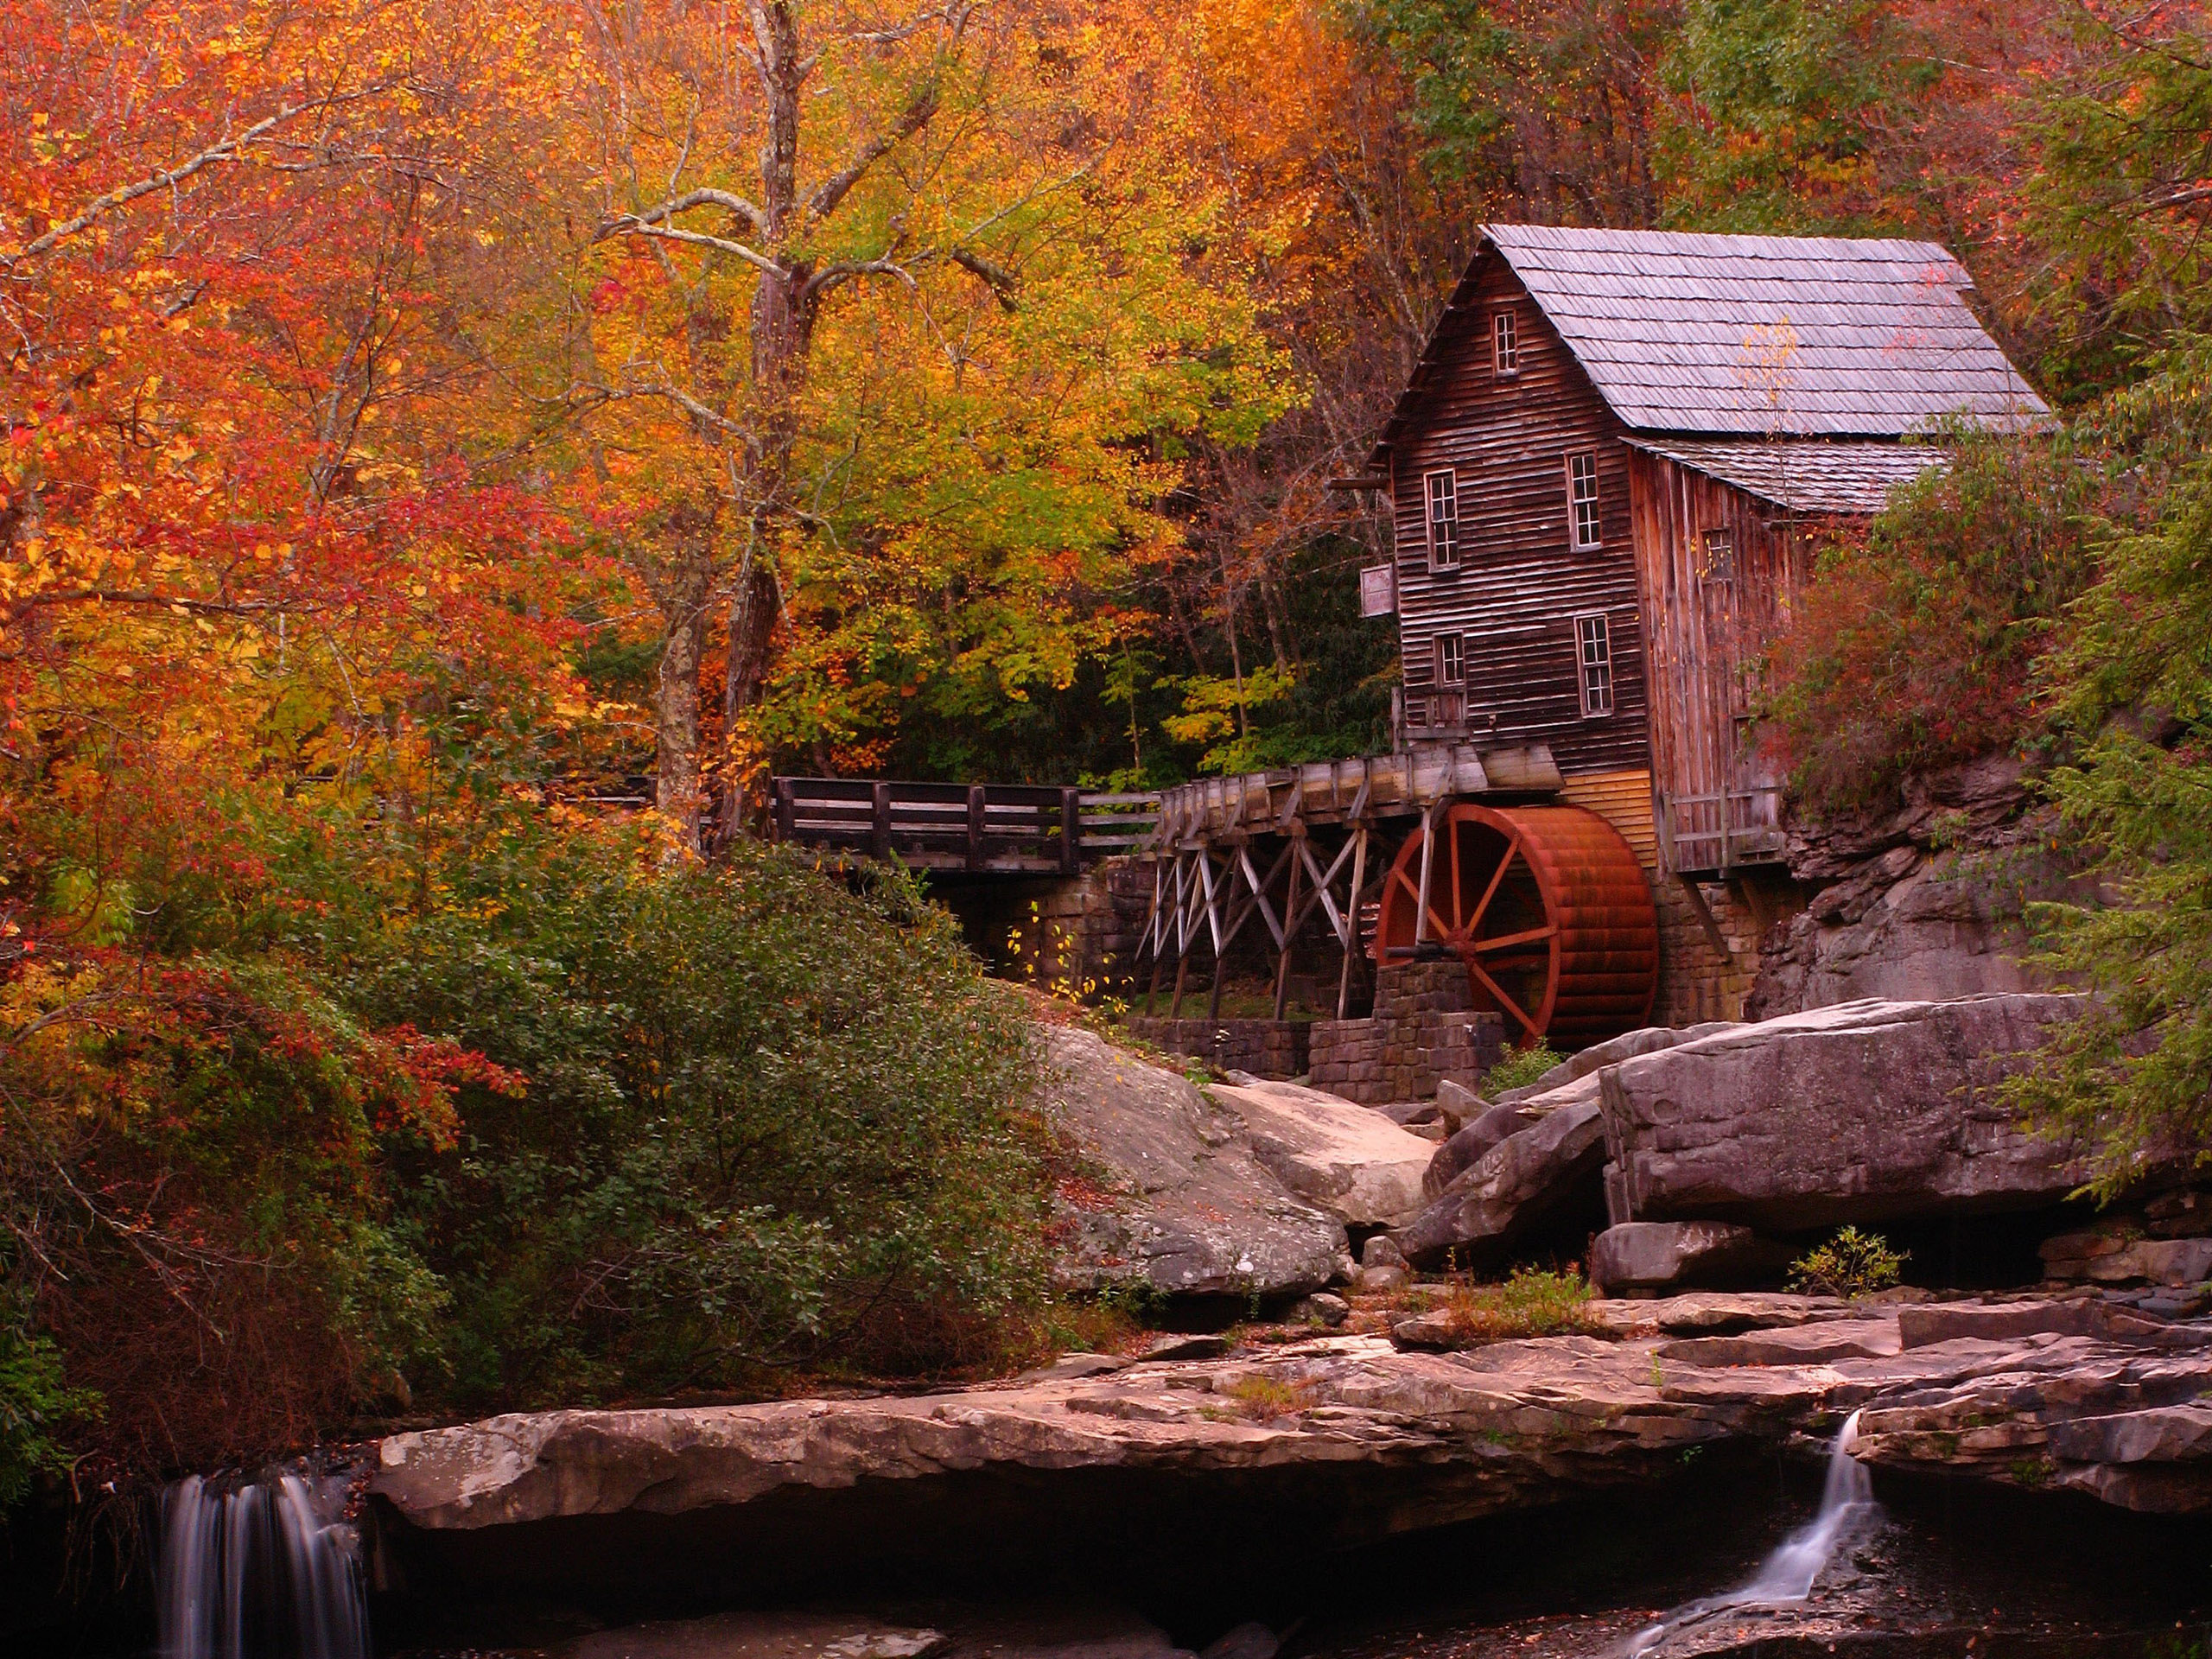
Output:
top-left (1623, 1411), bottom-right (1878, 1657)
top-left (158, 1471), bottom-right (372, 1659)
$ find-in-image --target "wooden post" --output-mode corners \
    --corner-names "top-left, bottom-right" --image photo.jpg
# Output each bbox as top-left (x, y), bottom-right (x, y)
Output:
top-left (872, 781), bottom-right (893, 860)
top-left (774, 778), bottom-right (797, 843)
top-left (1414, 799), bottom-right (1440, 948)
top-left (966, 785), bottom-right (987, 872)
top-left (1205, 849), bottom-right (1230, 1020)
top-left (1141, 855), bottom-right (1166, 1015)
top-left (1271, 844), bottom-right (1301, 1020)
top-left (1060, 786), bottom-right (1083, 874)
top-left (1336, 824), bottom-right (1368, 1020)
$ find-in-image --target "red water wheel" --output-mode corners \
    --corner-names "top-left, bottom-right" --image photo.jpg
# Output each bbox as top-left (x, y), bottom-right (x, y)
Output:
top-left (1371, 803), bottom-right (1659, 1049)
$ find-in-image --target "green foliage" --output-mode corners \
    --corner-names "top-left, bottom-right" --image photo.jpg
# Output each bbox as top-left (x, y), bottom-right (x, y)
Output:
top-left (350, 835), bottom-right (1056, 1404)
top-left (1656, 0), bottom-right (1937, 235)
top-left (2017, 8), bottom-right (2212, 401)
top-left (1350, 0), bottom-right (1675, 224)
top-left (1999, 346), bottom-right (2212, 1198)
top-left (3, 785), bottom-right (1061, 1473)
top-left (0, 954), bottom-right (467, 1474)
top-left (1162, 665), bottom-right (1300, 776)
top-left (1788, 1227), bottom-right (1905, 1299)
top-left (0, 1299), bottom-right (99, 1508)
top-left (1484, 1041), bottom-right (1565, 1096)
top-left (1760, 427), bottom-right (2099, 811)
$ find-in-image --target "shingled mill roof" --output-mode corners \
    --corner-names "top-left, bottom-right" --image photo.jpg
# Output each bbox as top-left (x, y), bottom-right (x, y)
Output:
top-left (1371, 226), bottom-right (2048, 461)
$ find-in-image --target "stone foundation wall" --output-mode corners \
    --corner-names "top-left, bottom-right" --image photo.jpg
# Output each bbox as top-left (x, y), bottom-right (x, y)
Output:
top-left (1122, 1016), bottom-right (1310, 1079)
top-left (1652, 876), bottom-right (1769, 1027)
top-left (955, 856), bottom-right (1159, 999)
top-left (1307, 962), bottom-right (1505, 1104)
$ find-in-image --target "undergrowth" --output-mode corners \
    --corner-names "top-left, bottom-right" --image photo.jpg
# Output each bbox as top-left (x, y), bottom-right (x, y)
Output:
top-left (1430, 1265), bottom-right (1596, 1344)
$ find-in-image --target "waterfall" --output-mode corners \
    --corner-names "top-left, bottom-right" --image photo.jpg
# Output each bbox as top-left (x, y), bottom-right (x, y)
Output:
top-left (1624, 1411), bottom-right (1877, 1657)
top-left (158, 1471), bottom-right (372, 1659)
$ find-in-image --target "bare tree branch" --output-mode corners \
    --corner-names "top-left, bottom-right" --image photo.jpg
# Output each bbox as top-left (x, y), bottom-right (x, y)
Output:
top-left (806, 80), bottom-right (944, 223)
top-left (594, 218), bottom-right (785, 277)
top-left (614, 186), bottom-right (768, 238)
top-left (3, 100), bottom-right (343, 266)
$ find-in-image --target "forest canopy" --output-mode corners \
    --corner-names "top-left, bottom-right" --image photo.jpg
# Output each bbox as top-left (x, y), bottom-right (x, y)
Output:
top-left (4, 0), bottom-right (2211, 1484)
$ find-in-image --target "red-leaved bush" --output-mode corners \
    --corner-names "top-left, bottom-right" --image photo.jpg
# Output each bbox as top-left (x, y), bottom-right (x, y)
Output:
top-left (1761, 427), bottom-right (2099, 811)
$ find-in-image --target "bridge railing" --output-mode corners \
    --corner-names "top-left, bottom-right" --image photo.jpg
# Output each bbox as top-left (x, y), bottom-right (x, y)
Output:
top-left (771, 779), bottom-right (1160, 874)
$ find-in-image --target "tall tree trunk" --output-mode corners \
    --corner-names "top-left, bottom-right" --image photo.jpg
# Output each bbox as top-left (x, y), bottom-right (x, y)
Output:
top-left (652, 534), bottom-right (715, 850)
top-left (712, 526), bottom-right (782, 845)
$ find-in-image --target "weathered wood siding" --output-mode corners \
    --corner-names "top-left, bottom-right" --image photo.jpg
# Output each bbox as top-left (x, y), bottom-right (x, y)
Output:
top-left (1626, 449), bottom-right (1815, 875)
top-left (1389, 256), bottom-right (1649, 776)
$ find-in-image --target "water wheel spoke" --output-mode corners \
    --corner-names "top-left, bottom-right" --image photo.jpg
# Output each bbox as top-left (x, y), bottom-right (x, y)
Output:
top-left (1471, 923), bottom-right (1558, 954)
top-left (1466, 957), bottom-right (1543, 1044)
top-left (1466, 836), bottom-right (1521, 935)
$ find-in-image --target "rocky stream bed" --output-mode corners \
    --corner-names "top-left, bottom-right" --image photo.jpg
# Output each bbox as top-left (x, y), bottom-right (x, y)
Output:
top-left (360, 1288), bottom-right (2212, 1657)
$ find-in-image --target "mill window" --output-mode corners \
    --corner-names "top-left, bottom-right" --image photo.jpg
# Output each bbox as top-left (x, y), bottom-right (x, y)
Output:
top-left (1567, 451), bottom-right (1601, 550)
top-left (1700, 527), bottom-right (1735, 584)
top-left (1434, 632), bottom-right (1465, 686)
top-left (1575, 612), bottom-right (1614, 718)
top-left (1424, 469), bottom-right (1462, 571)
top-left (1492, 309), bottom-right (1519, 376)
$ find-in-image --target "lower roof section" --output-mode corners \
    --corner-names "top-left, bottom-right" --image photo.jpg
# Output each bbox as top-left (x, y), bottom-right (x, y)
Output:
top-left (1629, 436), bottom-right (1948, 515)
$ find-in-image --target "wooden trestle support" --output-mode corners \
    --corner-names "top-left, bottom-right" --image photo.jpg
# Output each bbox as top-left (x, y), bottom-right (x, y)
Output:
top-left (1134, 743), bottom-right (1565, 1024)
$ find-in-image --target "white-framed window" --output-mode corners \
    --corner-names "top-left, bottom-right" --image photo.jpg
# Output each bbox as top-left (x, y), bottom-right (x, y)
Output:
top-left (1574, 612), bottom-right (1614, 718)
top-left (1567, 451), bottom-right (1601, 549)
top-left (1423, 468), bottom-right (1461, 571)
top-left (1491, 309), bottom-right (1519, 376)
top-left (1434, 632), bottom-right (1465, 686)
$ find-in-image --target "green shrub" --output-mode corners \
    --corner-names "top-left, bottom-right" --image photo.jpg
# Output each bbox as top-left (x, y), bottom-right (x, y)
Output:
top-left (1484, 1041), bottom-right (1565, 1096)
top-left (352, 835), bottom-right (1057, 1404)
top-left (0, 1301), bottom-right (99, 1507)
top-left (1788, 1227), bottom-right (1906, 1298)
top-left (0, 958), bottom-right (460, 1475)
top-left (1999, 345), bottom-right (2212, 1198)
top-left (1760, 426), bottom-right (2099, 813)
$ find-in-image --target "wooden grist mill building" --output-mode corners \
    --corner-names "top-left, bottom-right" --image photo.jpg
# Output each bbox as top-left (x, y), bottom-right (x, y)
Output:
top-left (1135, 226), bottom-right (2045, 1065)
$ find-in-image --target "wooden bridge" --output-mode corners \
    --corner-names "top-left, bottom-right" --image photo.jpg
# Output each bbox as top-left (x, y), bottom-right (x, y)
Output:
top-left (769, 777), bottom-right (1158, 874)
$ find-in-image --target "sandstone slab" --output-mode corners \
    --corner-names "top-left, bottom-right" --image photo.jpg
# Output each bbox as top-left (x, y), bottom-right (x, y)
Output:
top-left (1042, 1027), bottom-right (1347, 1299)
top-left (1600, 995), bottom-right (2090, 1230)
top-left (370, 1293), bottom-right (2212, 1560)
top-left (557, 1613), bottom-right (950, 1659)
top-left (1206, 1077), bottom-right (1434, 1228)
top-left (1421, 1103), bottom-right (1541, 1198)
top-left (2044, 1232), bottom-right (2212, 1287)
top-left (1394, 1100), bottom-right (1606, 1265)
top-left (1494, 1022), bottom-right (1738, 1105)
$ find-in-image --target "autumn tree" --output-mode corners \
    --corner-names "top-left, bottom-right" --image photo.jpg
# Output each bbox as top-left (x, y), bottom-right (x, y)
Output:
top-left (551, 0), bottom-right (1283, 837)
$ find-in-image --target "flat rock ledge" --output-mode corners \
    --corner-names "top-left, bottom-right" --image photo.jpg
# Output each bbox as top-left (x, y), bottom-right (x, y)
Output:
top-left (372, 1293), bottom-right (2212, 1541)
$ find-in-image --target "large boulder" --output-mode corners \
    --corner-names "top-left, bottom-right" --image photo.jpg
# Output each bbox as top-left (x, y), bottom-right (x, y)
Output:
top-left (1421, 1101), bottom-right (1541, 1198)
top-left (1588, 1222), bottom-right (1788, 1296)
top-left (1207, 1077), bottom-right (1435, 1228)
top-left (1041, 1027), bottom-right (1347, 1299)
top-left (1492, 1021), bottom-right (1739, 1106)
top-left (1392, 1098), bottom-right (1608, 1265)
top-left (1749, 756), bottom-right (2082, 1018)
top-left (1600, 994), bottom-right (2090, 1231)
